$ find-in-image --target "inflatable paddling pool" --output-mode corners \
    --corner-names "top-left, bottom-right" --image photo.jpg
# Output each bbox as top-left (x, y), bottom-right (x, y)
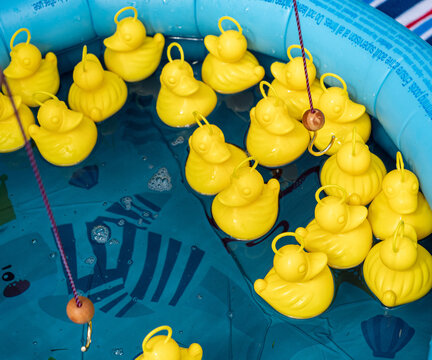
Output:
top-left (0, 0), bottom-right (431, 359)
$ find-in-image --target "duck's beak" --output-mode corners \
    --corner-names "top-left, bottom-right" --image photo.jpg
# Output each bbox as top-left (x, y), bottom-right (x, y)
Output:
top-left (203, 140), bottom-right (231, 163)
top-left (217, 183), bottom-right (250, 207)
top-left (343, 205), bottom-right (368, 232)
top-left (103, 32), bottom-right (131, 52)
top-left (4, 58), bottom-right (30, 79)
top-left (338, 98), bottom-right (365, 123)
top-left (388, 191), bottom-right (418, 214)
top-left (204, 35), bottom-right (219, 57)
top-left (264, 111), bottom-right (295, 135)
top-left (171, 74), bottom-right (200, 96)
top-left (270, 62), bottom-right (286, 84)
top-left (303, 252), bottom-right (328, 281)
top-left (0, 95), bottom-right (22, 119)
top-left (58, 109), bottom-right (84, 132)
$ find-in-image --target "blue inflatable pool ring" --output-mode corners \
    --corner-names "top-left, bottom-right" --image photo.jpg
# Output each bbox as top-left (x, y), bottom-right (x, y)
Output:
top-left (0, 0), bottom-right (430, 206)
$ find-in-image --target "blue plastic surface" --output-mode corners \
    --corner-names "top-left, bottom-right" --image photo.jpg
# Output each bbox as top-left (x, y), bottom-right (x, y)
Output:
top-left (0, 0), bottom-right (430, 205)
top-left (0, 1), bottom-right (431, 360)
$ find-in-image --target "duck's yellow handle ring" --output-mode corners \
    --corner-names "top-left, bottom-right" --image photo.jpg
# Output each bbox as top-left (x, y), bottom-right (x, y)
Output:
top-left (142, 326), bottom-right (172, 352)
top-left (193, 111), bottom-right (211, 127)
top-left (315, 184), bottom-right (347, 205)
top-left (232, 156), bottom-right (255, 178)
top-left (81, 45), bottom-right (89, 72)
top-left (396, 151), bottom-right (405, 182)
top-left (167, 42), bottom-right (184, 63)
top-left (287, 44), bottom-right (313, 63)
top-left (259, 80), bottom-right (279, 100)
top-left (218, 16), bottom-right (243, 34)
top-left (80, 321), bottom-right (92, 352)
top-left (32, 91), bottom-right (58, 106)
top-left (271, 232), bottom-right (304, 255)
top-left (10, 28), bottom-right (31, 50)
top-left (308, 132), bottom-right (335, 156)
top-left (114, 6), bottom-right (138, 24)
top-left (352, 127), bottom-right (358, 156)
top-left (320, 73), bottom-right (347, 92)
top-left (392, 220), bottom-right (405, 253)
top-left (193, 111), bottom-right (213, 134)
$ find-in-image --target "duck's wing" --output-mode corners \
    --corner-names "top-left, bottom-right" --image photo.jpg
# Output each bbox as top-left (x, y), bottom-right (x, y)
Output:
top-left (256, 269), bottom-right (314, 313)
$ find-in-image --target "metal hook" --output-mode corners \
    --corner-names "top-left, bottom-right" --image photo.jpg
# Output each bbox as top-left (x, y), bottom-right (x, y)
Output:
top-left (81, 321), bottom-right (92, 352)
top-left (308, 132), bottom-right (335, 156)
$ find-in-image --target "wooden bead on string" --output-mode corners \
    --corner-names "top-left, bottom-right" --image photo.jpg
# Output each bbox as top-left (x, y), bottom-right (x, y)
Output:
top-left (302, 108), bottom-right (325, 131)
top-left (66, 296), bottom-right (95, 324)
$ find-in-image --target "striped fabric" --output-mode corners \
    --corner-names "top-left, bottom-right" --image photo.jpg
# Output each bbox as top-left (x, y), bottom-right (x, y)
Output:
top-left (363, 0), bottom-right (432, 46)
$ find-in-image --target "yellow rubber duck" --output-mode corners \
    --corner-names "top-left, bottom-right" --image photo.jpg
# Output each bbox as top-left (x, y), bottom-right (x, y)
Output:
top-left (28, 92), bottom-right (97, 166)
top-left (246, 81), bottom-right (309, 167)
top-left (311, 73), bottom-right (371, 155)
top-left (185, 112), bottom-right (248, 195)
top-left (156, 43), bottom-right (217, 127)
top-left (136, 326), bottom-right (203, 360)
top-left (368, 152), bottom-right (432, 240)
top-left (212, 157), bottom-right (280, 240)
top-left (103, 6), bottom-right (165, 82)
top-left (254, 232), bottom-right (334, 319)
top-left (2, 28), bottom-right (59, 107)
top-left (320, 128), bottom-right (387, 205)
top-left (270, 45), bottom-right (323, 120)
top-left (0, 92), bottom-right (35, 152)
top-left (68, 45), bottom-right (127, 123)
top-left (363, 221), bottom-right (432, 307)
top-left (201, 16), bottom-right (265, 94)
top-left (295, 185), bottom-right (373, 269)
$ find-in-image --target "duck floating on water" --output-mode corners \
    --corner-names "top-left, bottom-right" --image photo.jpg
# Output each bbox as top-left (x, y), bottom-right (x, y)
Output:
top-left (201, 16), bottom-right (264, 94)
top-left (363, 221), bottom-right (432, 307)
top-left (136, 325), bottom-right (203, 360)
top-left (156, 42), bottom-right (217, 127)
top-left (29, 92), bottom-right (97, 166)
top-left (103, 6), bottom-right (165, 82)
top-left (311, 73), bottom-right (371, 155)
top-left (185, 112), bottom-right (248, 194)
top-left (320, 128), bottom-right (387, 205)
top-left (296, 185), bottom-right (372, 269)
top-left (368, 152), bottom-right (432, 240)
top-left (0, 92), bottom-right (35, 152)
top-left (2, 28), bottom-right (59, 107)
top-left (68, 45), bottom-right (127, 123)
top-left (270, 45), bottom-right (323, 120)
top-left (246, 81), bottom-right (309, 167)
top-left (212, 157), bottom-right (280, 240)
top-left (254, 232), bottom-right (334, 319)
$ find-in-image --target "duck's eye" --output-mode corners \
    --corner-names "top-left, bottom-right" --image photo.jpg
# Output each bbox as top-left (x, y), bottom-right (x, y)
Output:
top-left (337, 215), bottom-right (345, 224)
top-left (198, 143), bottom-right (206, 152)
top-left (263, 114), bottom-right (270, 122)
top-left (242, 188), bottom-right (251, 196)
top-left (286, 72), bottom-right (292, 79)
top-left (124, 33), bottom-right (132, 41)
top-left (334, 105), bottom-right (341, 113)
top-left (23, 58), bottom-right (30, 66)
top-left (2, 272), bottom-right (14, 282)
top-left (298, 264), bottom-right (306, 273)
top-left (412, 183), bottom-right (418, 193)
top-left (168, 77), bottom-right (176, 85)
top-left (51, 116), bottom-right (59, 124)
top-left (386, 186), bottom-right (393, 195)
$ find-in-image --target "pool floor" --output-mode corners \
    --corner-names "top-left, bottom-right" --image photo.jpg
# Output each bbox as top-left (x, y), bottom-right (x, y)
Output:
top-left (0, 54), bottom-right (431, 360)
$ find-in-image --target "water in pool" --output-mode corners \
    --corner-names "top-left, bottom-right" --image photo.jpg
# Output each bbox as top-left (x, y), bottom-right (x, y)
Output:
top-left (0, 40), bottom-right (431, 360)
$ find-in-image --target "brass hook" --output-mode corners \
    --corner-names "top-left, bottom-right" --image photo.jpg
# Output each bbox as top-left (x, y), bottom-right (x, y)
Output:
top-left (308, 132), bottom-right (335, 156)
top-left (81, 321), bottom-right (92, 352)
